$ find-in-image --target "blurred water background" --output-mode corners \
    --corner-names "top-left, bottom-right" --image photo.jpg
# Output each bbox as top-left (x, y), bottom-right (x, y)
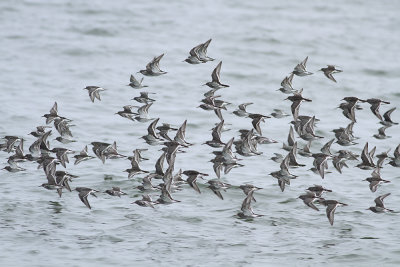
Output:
top-left (0, 0), bottom-right (400, 266)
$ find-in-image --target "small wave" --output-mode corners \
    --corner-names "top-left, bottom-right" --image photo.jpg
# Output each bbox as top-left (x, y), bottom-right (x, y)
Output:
top-left (83, 28), bottom-right (115, 37)
top-left (363, 68), bottom-right (388, 76)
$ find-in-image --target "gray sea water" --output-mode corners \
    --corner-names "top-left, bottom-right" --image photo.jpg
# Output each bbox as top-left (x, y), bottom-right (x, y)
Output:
top-left (1, 0), bottom-right (400, 266)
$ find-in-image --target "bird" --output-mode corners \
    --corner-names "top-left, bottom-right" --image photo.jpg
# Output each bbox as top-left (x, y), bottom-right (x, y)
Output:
top-left (312, 153), bottom-right (332, 179)
top-left (125, 151), bottom-right (149, 178)
top-left (184, 42), bottom-right (203, 64)
top-left (319, 65), bottom-right (342, 82)
top-left (291, 116), bottom-right (323, 142)
top-left (83, 86), bottom-right (106, 103)
top-left (270, 109), bottom-right (290, 118)
top-left (137, 174), bottom-right (159, 192)
top-left (247, 113), bottom-right (271, 136)
top-left (368, 193), bottom-right (393, 213)
top-left (134, 103), bottom-right (154, 123)
top-left (156, 185), bottom-right (180, 204)
top-left (2, 136), bottom-right (22, 153)
top-left (156, 123), bottom-right (178, 141)
top-left (298, 141), bottom-right (313, 157)
top-left (270, 154), bottom-right (297, 191)
top-left (133, 195), bottom-right (156, 208)
top-left (29, 126), bottom-right (51, 138)
top-left (270, 153), bottom-right (284, 163)
top-left (142, 118), bottom-right (163, 146)
top-left (42, 102), bottom-right (61, 124)
top-left (207, 180), bottom-right (231, 200)
top-left (174, 120), bottom-right (192, 146)
top-left (373, 126), bottom-right (390, 139)
top-left (292, 56), bottom-right (313, 76)
top-left (332, 155), bottom-right (349, 174)
top-left (356, 142), bottom-right (376, 170)
top-left (319, 199), bottom-right (347, 225)
top-left (278, 73), bottom-right (296, 94)
top-left (233, 103), bottom-right (253, 117)
top-left (306, 185), bottom-right (332, 197)
top-left (239, 184), bottom-right (262, 202)
top-left (139, 54), bottom-right (167, 76)
top-left (204, 61), bottom-right (229, 89)
top-left (288, 142), bottom-right (305, 168)
top-left (364, 168), bottom-right (390, 192)
top-left (204, 120), bottom-right (226, 148)
top-left (74, 145), bottom-right (95, 165)
top-left (152, 152), bottom-right (166, 179)
top-left (53, 117), bottom-right (73, 137)
top-left (366, 98), bottom-right (390, 121)
top-left (377, 149), bottom-right (391, 168)
top-left (283, 126), bottom-right (296, 151)
top-left (50, 147), bottom-right (74, 168)
top-left (91, 141), bottom-right (125, 164)
top-left (29, 130), bottom-right (51, 155)
top-left (285, 89), bottom-right (312, 121)
top-left (127, 74), bottom-right (148, 89)
top-left (184, 39), bottom-right (214, 64)
top-left (321, 139), bottom-right (335, 156)
top-left (380, 107), bottom-right (398, 126)
top-left (75, 187), bottom-right (99, 209)
top-left (182, 170), bottom-right (208, 194)
top-left (105, 187), bottom-right (127, 197)
top-left (55, 137), bottom-right (76, 144)
top-left (237, 188), bottom-right (263, 218)
top-left (195, 39), bottom-right (214, 62)
top-left (55, 171), bottom-right (77, 193)
top-left (334, 122), bottom-right (358, 146)
top-left (40, 173), bottom-right (64, 197)
top-left (2, 165), bottom-right (26, 172)
top-left (299, 191), bottom-right (321, 211)
top-left (115, 105), bottom-right (139, 121)
top-left (132, 92), bottom-right (156, 104)
top-left (388, 144), bottom-right (400, 167)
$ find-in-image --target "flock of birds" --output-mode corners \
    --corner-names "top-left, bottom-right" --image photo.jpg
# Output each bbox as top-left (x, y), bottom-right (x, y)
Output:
top-left (2, 39), bottom-right (399, 225)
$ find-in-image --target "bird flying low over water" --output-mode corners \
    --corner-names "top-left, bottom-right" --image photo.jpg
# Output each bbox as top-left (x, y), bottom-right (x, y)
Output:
top-left (105, 187), bottom-right (127, 197)
top-left (364, 168), bottom-right (390, 193)
top-left (83, 86), bottom-right (106, 103)
top-left (127, 74), bottom-right (148, 89)
top-left (285, 89), bottom-right (312, 121)
top-left (367, 193), bottom-right (393, 213)
top-left (292, 56), bottom-right (313, 76)
top-left (139, 54), bottom-right (167, 76)
top-left (366, 98), bottom-right (390, 121)
top-left (319, 199), bottom-right (347, 226)
top-left (184, 39), bottom-right (214, 64)
top-left (204, 61), bottom-right (229, 89)
top-left (319, 65), bottom-right (342, 82)
top-left (76, 187), bottom-right (99, 209)
top-left (237, 188), bottom-right (263, 218)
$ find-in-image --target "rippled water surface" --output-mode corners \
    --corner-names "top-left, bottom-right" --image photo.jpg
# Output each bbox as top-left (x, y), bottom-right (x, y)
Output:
top-left (1, 0), bottom-right (400, 266)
